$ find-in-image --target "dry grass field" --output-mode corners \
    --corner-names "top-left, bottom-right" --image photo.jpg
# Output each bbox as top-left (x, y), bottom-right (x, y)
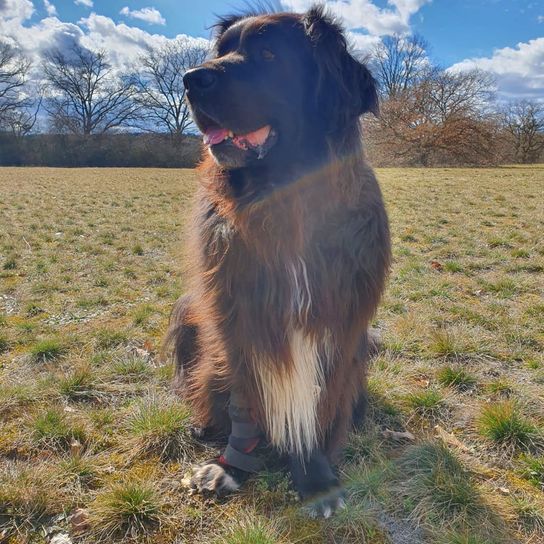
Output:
top-left (0, 165), bottom-right (543, 544)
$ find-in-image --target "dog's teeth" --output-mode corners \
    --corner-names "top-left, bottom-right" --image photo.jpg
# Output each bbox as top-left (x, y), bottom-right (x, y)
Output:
top-left (228, 131), bottom-right (234, 138)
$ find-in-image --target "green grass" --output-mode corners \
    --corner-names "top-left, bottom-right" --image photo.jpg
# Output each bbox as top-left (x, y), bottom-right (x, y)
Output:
top-left (113, 355), bottom-right (151, 378)
top-left (437, 366), bottom-right (477, 390)
top-left (478, 401), bottom-right (541, 452)
top-left (215, 516), bottom-right (285, 544)
top-left (398, 442), bottom-right (505, 540)
top-left (58, 366), bottom-right (99, 400)
top-left (32, 408), bottom-right (86, 449)
top-left (30, 338), bottom-right (65, 362)
top-left (88, 477), bottom-right (167, 540)
top-left (406, 389), bottom-right (444, 416)
top-left (518, 455), bottom-right (544, 489)
top-left (0, 463), bottom-right (71, 536)
top-left (95, 329), bottom-right (128, 349)
top-left (1, 166), bottom-right (543, 543)
top-left (127, 396), bottom-right (194, 460)
top-left (513, 496), bottom-right (544, 536)
top-left (132, 304), bottom-right (155, 325)
top-left (428, 328), bottom-right (466, 358)
top-left (3, 256), bottom-right (17, 270)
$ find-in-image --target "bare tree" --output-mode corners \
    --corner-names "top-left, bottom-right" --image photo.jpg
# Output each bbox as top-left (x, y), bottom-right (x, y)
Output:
top-left (0, 42), bottom-right (31, 121)
top-left (43, 44), bottom-right (137, 135)
top-left (132, 38), bottom-right (209, 136)
top-left (367, 66), bottom-right (499, 166)
top-left (501, 100), bottom-right (544, 164)
top-left (422, 68), bottom-right (495, 122)
top-left (371, 34), bottom-right (428, 98)
top-left (0, 96), bottom-right (42, 137)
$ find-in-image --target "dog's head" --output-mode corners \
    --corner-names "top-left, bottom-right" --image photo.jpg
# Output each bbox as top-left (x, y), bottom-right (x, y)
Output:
top-left (184, 6), bottom-right (378, 170)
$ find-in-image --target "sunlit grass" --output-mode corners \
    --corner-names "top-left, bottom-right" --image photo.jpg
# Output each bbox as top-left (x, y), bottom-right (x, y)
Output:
top-left (1, 166), bottom-right (542, 543)
top-left (478, 401), bottom-right (541, 453)
top-left (87, 477), bottom-right (167, 541)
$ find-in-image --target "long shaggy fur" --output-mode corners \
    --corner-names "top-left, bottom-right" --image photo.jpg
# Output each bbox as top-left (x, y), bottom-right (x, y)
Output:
top-left (165, 5), bottom-right (391, 462)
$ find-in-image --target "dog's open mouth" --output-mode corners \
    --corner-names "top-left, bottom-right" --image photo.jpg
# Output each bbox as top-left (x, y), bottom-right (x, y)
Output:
top-left (203, 125), bottom-right (277, 159)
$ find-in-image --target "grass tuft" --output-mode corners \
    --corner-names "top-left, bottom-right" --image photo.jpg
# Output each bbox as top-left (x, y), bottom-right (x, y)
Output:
top-left (127, 395), bottom-right (193, 460)
top-left (215, 515), bottom-right (285, 544)
top-left (30, 338), bottom-right (65, 362)
top-left (0, 462), bottom-right (71, 536)
top-left (477, 401), bottom-right (540, 452)
top-left (88, 477), bottom-right (166, 540)
top-left (345, 459), bottom-right (395, 505)
top-left (406, 389), bottom-right (444, 416)
top-left (428, 328), bottom-right (466, 358)
top-left (518, 454), bottom-right (544, 489)
top-left (95, 329), bottom-right (128, 349)
top-left (398, 442), bottom-right (503, 538)
top-left (32, 408), bottom-right (86, 450)
top-left (59, 455), bottom-right (100, 487)
top-left (132, 243), bottom-right (144, 256)
top-left (59, 365), bottom-right (99, 400)
top-left (439, 532), bottom-right (495, 544)
top-left (326, 500), bottom-right (386, 543)
top-left (437, 366), bottom-right (476, 390)
top-left (485, 379), bottom-right (513, 396)
top-left (113, 355), bottom-right (151, 378)
top-left (132, 304), bottom-right (154, 325)
top-left (513, 496), bottom-right (544, 536)
top-left (3, 256), bottom-right (17, 270)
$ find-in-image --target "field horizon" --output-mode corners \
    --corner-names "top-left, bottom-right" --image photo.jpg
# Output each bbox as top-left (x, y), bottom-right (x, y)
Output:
top-left (1, 165), bottom-right (543, 543)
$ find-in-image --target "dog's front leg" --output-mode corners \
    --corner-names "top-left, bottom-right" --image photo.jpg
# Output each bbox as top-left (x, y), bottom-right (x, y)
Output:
top-left (289, 450), bottom-right (345, 518)
top-left (190, 387), bottom-right (263, 497)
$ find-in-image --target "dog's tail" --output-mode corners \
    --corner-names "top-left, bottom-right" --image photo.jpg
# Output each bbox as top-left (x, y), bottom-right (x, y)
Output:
top-left (162, 293), bottom-right (199, 392)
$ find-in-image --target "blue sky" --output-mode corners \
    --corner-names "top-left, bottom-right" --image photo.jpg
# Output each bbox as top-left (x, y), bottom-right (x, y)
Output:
top-left (1, 0), bottom-right (543, 100)
top-left (28, 0), bottom-right (544, 65)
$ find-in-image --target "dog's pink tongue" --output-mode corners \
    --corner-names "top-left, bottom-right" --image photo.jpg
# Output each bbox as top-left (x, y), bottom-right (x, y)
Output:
top-left (232, 125), bottom-right (271, 149)
top-left (203, 127), bottom-right (228, 145)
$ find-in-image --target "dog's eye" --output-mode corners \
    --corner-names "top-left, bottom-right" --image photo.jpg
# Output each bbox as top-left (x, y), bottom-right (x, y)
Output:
top-left (261, 48), bottom-right (275, 61)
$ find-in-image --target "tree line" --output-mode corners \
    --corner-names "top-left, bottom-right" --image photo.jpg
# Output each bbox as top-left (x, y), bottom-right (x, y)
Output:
top-left (366, 35), bottom-right (544, 166)
top-left (0, 35), bottom-right (542, 167)
top-left (0, 38), bottom-right (208, 167)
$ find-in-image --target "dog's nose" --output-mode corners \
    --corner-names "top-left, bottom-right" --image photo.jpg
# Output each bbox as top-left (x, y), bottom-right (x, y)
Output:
top-left (183, 68), bottom-right (218, 92)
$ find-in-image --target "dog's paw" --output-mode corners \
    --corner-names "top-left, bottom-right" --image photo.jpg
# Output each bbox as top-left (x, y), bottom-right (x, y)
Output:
top-left (189, 460), bottom-right (244, 498)
top-left (303, 487), bottom-right (346, 518)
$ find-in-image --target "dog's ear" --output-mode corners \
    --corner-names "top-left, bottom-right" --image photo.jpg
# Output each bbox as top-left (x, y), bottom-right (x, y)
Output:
top-left (303, 6), bottom-right (379, 132)
top-left (213, 14), bottom-right (244, 38)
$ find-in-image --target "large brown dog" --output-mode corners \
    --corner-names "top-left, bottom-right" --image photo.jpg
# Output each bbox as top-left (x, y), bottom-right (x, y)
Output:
top-left (167, 5), bottom-right (391, 516)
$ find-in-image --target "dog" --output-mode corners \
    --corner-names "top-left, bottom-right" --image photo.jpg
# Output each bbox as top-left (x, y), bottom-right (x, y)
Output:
top-left (166, 5), bottom-right (391, 517)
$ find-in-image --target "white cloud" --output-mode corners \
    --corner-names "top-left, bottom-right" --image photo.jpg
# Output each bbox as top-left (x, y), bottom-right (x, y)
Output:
top-left (0, 6), bottom-right (206, 74)
top-left (74, 0), bottom-right (93, 7)
top-left (450, 38), bottom-right (544, 100)
top-left (119, 6), bottom-right (165, 26)
top-left (1, 15), bottom-right (84, 62)
top-left (0, 1), bottom-right (82, 59)
top-left (43, 0), bottom-right (57, 17)
top-left (537, 15), bottom-right (544, 23)
top-left (347, 31), bottom-right (381, 57)
top-left (78, 13), bottom-right (206, 68)
top-left (0, 0), bottom-right (34, 22)
top-left (282, 0), bottom-right (430, 36)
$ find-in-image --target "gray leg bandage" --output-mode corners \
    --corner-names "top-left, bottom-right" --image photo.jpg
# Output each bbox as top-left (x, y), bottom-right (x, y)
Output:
top-left (220, 389), bottom-right (264, 473)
